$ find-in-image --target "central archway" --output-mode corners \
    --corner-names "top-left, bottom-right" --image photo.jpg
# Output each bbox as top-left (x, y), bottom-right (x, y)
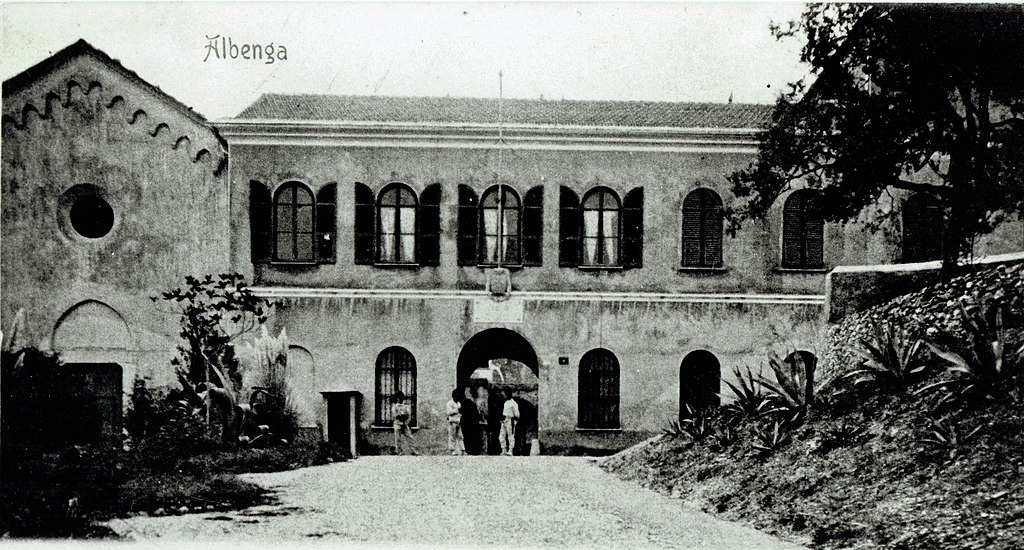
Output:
top-left (456, 328), bottom-right (539, 455)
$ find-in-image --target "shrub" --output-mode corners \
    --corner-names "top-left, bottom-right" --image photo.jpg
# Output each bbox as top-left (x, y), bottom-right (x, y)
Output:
top-left (751, 420), bottom-right (792, 457)
top-left (758, 351), bottom-right (816, 424)
top-left (920, 417), bottom-right (983, 462)
top-left (711, 423), bottom-right (740, 452)
top-left (919, 299), bottom-right (1023, 406)
top-left (818, 419), bottom-right (867, 453)
top-left (721, 367), bottom-right (771, 425)
top-left (664, 405), bottom-right (715, 443)
top-left (845, 321), bottom-right (928, 393)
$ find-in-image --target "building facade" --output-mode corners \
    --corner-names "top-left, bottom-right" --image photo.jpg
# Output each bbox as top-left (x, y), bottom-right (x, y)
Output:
top-left (4, 41), bottom-right (1022, 454)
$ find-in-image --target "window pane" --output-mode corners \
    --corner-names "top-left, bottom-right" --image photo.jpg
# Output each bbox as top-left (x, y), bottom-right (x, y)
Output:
top-left (603, 210), bottom-right (618, 238)
top-left (380, 208), bottom-right (396, 236)
top-left (295, 233), bottom-right (314, 261)
top-left (583, 237), bottom-right (599, 265)
top-left (296, 205), bottom-right (313, 232)
top-left (504, 208), bottom-right (519, 235)
top-left (277, 205), bottom-right (293, 231)
top-left (399, 236), bottom-right (416, 263)
top-left (399, 207), bottom-right (416, 234)
top-left (583, 210), bottom-right (600, 238)
top-left (379, 234), bottom-right (395, 262)
top-left (483, 208), bottom-right (499, 237)
top-left (276, 233), bottom-right (294, 261)
top-left (483, 235), bottom-right (498, 263)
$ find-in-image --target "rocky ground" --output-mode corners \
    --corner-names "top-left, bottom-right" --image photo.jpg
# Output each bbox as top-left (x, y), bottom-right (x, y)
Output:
top-left (106, 455), bottom-right (803, 548)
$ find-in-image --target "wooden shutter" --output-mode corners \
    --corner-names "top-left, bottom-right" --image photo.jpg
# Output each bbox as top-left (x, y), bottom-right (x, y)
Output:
top-left (804, 192), bottom-right (824, 268)
top-left (682, 190), bottom-right (702, 267)
top-left (457, 185), bottom-right (479, 266)
top-left (903, 194), bottom-right (943, 262)
top-left (353, 183), bottom-right (375, 265)
top-left (559, 187), bottom-right (581, 267)
top-left (417, 184), bottom-right (441, 266)
top-left (578, 350), bottom-right (620, 429)
top-left (782, 193), bottom-right (804, 268)
top-left (316, 184), bottom-right (337, 263)
top-left (621, 187), bottom-right (644, 269)
top-left (249, 181), bottom-right (272, 264)
top-left (523, 186), bottom-right (544, 266)
top-left (703, 191), bottom-right (724, 267)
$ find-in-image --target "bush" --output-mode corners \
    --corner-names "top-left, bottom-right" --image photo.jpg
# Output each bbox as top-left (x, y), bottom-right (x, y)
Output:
top-left (720, 367), bottom-right (771, 425)
top-left (751, 420), bottom-right (792, 457)
top-left (845, 321), bottom-right (929, 393)
top-left (758, 351), bottom-right (816, 425)
top-left (920, 417), bottom-right (983, 462)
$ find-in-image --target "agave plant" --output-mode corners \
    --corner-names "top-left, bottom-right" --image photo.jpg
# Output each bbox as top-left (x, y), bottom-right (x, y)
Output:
top-left (751, 420), bottom-right (792, 457)
top-left (711, 423), bottom-right (739, 452)
top-left (664, 404), bottom-right (715, 442)
top-left (920, 417), bottom-right (983, 462)
top-left (720, 367), bottom-right (771, 424)
top-left (821, 418), bottom-right (867, 448)
top-left (845, 321), bottom-right (928, 392)
top-left (757, 351), bottom-right (816, 423)
top-left (918, 300), bottom-right (1020, 406)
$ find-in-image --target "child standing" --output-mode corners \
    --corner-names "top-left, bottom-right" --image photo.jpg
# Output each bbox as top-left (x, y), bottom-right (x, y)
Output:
top-left (446, 389), bottom-right (465, 455)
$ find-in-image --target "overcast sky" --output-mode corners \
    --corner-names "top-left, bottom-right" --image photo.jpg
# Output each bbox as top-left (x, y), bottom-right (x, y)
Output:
top-left (2, 2), bottom-right (809, 120)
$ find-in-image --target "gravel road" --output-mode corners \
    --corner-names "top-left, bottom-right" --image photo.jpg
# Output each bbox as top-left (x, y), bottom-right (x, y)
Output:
top-left (107, 456), bottom-right (804, 548)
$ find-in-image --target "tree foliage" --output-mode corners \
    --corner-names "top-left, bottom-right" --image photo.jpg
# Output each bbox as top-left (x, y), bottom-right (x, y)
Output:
top-left (729, 4), bottom-right (1024, 268)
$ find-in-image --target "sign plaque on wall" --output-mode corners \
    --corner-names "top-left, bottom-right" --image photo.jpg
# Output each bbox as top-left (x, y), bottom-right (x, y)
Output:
top-left (472, 296), bottom-right (524, 324)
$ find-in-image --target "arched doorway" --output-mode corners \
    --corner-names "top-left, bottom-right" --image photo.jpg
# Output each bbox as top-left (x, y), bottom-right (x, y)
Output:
top-left (680, 350), bottom-right (721, 418)
top-left (456, 328), bottom-right (539, 455)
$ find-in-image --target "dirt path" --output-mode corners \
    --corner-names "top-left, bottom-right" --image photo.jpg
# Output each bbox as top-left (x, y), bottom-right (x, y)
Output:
top-left (107, 456), bottom-right (804, 548)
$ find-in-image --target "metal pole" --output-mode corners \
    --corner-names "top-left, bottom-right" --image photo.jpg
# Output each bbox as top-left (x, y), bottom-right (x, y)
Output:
top-left (497, 70), bottom-right (504, 269)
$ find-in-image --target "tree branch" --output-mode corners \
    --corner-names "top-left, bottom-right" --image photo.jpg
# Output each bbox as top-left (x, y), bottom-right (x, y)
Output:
top-left (888, 178), bottom-right (953, 198)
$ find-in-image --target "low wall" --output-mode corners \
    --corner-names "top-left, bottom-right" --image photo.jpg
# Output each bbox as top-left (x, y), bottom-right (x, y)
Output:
top-left (825, 252), bottom-right (1024, 323)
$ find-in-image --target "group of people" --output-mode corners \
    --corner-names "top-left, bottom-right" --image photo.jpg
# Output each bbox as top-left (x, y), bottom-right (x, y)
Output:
top-left (390, 388), bottom-right (521, 456)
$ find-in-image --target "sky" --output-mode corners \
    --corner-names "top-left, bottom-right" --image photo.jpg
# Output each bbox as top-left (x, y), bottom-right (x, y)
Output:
top-left (1, 2), bottom-right (810, 120)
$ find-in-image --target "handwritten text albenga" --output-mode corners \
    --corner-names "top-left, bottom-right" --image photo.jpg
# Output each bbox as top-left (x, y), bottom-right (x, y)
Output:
top-left (204, 35), bottom-right (288, 64)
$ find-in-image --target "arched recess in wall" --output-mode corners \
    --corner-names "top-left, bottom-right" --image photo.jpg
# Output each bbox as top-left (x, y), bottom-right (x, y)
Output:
top-left (52, 300), bottom-right (133, 363)
top-left (286, 345), bottom-right (317, 428)
top-left (679, 350), bottom-right (720, 417)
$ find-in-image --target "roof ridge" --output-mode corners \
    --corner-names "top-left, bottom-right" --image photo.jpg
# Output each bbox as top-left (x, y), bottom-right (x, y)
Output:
top-left (251, 91), bottom-right (771, 108)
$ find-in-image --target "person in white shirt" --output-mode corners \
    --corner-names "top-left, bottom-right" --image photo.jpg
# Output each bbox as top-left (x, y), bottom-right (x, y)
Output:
top-left (499, 390), bottom-right (520, 456)
top-left (446, 389), bottom-right (465, 455)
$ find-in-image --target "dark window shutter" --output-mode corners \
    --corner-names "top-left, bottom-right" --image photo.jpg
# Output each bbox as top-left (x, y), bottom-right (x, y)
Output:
top-left (249, 181), bottom-right (272, 264)
top-left (702, 191), bottom-right (724, 267)
top-left (782, 193), bottom-right (804, 268)
top-left (578, 349), bottom-right (620, 429)
top-left (417, 184), bottom-right (441, 266)
top-left (354, 183), bottom-right (375, 265)
top-left (559, 186), bottom-right (581, 267)
top-left (457, 185), bottom-right (479, 266)
top-left (523, 186), bottom-right (544, 266)
top-left (682, 205), bottom-right (702, 267)
top-left (621, 187), bottom-right (644, 269)
top-left (316, 184), bottom-right (337, 263)
top-left (804, 192), bottom-right (824, 268)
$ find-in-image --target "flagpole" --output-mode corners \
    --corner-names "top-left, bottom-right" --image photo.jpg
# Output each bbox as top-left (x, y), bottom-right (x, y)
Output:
top-left (497, 70), bottom-right (504, 269)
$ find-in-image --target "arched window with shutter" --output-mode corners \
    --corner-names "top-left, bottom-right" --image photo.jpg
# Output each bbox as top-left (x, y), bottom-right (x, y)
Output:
top-left (249, 181), bottom-right (272, 264)
top-left (457, 185), bottom-right (479, 266)
top-left (559, 186), bottom-right (581, 267)
top-left (375, 347), bottom-right (417, 426)
top-left (523, 186), bottom-right (544, 266)
top-left (782, 189), bottom-right (824, 269)
top-left (682, 188), bottom-right (723, 268)
top-left (578, 348), bottom-right (620, 429)
top-left (581, 187), bottom-right (621, 267)
top-left (273, 181), bottom-right (316, 262)
top-left (480, 185), bottom-right (522, 265)
top-left (316, 184), bottom-right (336, 263)
top-left (376, 183), bottom-right (418, 264)
top-left (902, 193), bottom-right (943, 262)
top-left (417, 184), bottom-right (441, 266)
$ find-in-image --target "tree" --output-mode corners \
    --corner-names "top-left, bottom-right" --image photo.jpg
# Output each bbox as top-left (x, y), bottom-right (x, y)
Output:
top-left (153, 273), bottom-right (273, 441)
top-left (728, 4), bottom-right (1024, 270)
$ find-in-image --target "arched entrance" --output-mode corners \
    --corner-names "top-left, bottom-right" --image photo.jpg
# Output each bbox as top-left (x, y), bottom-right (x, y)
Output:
top-left (456, 328), bottom-right (539, 455)
top-left (680, 350), bottom-right (721, 418)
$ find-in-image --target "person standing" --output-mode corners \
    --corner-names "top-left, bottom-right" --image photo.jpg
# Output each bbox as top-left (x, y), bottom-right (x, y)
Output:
top-left (391, 391), bottom-right (416, 455)
top-left (446, 389), bottom-right (465, 455)
top-left (499, 390), bottom-right (520, 456)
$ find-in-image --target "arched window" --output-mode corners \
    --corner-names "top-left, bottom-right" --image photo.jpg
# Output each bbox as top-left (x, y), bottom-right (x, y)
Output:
top-left (680, 350), bottom-right (721, 417)
top-left (782, 189), bottom-right (824, 269)
top-left (375, 347), bottom-right (417, 426)
top-left (578, 348), bottom-right (620, 429)
top-left (682, 188), bottom-right (724, 268)
top-left (581, 188), bottom-right (622, 267)
top-left (480, 186), bottom-right (522, 265)
top-left (377, 183), bottom-right (418, 264)
top-left (274, 182), bottom-right (316, 262)
top-left (902, 193), bottom-right (943, 262)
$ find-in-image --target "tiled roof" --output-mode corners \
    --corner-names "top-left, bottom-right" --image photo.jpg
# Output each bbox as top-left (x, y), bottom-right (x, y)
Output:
top-left (234, 93), bottom-right (773, 129)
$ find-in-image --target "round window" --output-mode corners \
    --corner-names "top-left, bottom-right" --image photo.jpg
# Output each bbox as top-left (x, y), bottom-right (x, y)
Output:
top-left (69, 195), bottom-right (114, 238)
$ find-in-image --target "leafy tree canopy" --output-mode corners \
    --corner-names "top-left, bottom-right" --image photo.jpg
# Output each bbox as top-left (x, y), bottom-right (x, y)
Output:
top-left (728, 3), bottom-right (1024, 267)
